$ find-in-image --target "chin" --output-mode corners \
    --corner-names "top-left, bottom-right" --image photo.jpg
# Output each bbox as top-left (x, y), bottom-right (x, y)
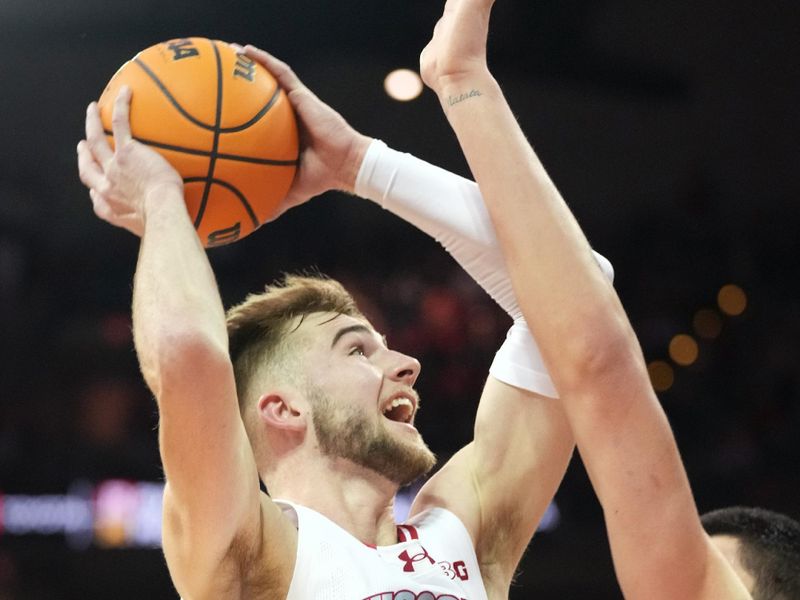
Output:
top-left (388, 439), bottom-right (437, 486)
top-left (313, 404), bottom-right (436, 485)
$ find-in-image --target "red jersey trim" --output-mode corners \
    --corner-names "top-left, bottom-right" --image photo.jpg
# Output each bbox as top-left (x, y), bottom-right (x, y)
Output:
top-left (396, 524), bottom-right (419, 542)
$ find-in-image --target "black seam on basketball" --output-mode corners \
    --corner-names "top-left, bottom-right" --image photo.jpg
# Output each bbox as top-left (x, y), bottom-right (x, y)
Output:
top-left (195, 41), bottom-right (225, 229)
top-left (219, 85), bottom-right (282, 133)
top-left (103, 129), bottom-right (299, 165)
top-left (216, 152), bottom-right (298, 166)
top-left (184, 177), bottom-right (259, 229)
top-left (133, 58), bottom-right (216, 132)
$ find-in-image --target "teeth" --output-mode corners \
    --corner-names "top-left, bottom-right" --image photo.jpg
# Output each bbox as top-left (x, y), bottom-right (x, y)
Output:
top-left (383, 397), bottom-right (413, 413)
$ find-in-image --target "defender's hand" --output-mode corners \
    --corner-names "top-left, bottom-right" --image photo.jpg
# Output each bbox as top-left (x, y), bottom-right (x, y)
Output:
top-left (77, 86), bottom-right (184, 236)
top-left (420, 0), bottom-right (496, 99)
top-left (237, 45), bottom-right (371, 218)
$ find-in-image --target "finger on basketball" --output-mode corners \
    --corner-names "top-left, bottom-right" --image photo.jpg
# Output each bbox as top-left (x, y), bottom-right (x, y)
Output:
top-left (111, 86), bottom-right (133, 148)
top-left (242, 45), bottom-right (303, 92)
top-left (85, 102), bottom-right (113, 169)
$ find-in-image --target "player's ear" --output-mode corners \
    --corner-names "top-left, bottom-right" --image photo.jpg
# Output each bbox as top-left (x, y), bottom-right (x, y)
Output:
top-left (257, 388), bottom-right (308, 433)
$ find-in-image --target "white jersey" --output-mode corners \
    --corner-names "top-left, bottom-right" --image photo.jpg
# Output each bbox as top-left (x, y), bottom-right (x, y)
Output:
top-left (276, 500), bottom-right (489, 600)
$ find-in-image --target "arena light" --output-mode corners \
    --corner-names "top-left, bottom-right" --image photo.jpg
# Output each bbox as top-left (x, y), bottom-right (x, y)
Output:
top-left (669, 334), bottom-right (699, 367)
top-left (717, 284), bottom-right (747, 316)
top-left (384, 69), bottom-right (424, 102)
top-left (693, 308), bottom-right (722, 340)
top-left (648, 360), bottom-right (675, 392)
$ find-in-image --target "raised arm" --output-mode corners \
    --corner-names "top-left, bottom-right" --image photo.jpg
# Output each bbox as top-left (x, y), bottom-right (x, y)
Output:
top-left (76, 70), bottom-right (373, 595)
top-left (419, 1), bottom-right (751, 598)
top-left (355, 137), bottom-right (613, 589)
top-left (77, 87), bottom-right (283, 597)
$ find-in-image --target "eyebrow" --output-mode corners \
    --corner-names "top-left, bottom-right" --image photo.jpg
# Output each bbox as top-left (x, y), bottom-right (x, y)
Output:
top-left (330, 324), bottom-right (387, 349)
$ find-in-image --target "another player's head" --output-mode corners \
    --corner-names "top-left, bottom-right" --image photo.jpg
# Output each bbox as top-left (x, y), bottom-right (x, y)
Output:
top-left (227, 273), bottom-right (435, 487)
top-left (701, 506), bottom-right (800, 599)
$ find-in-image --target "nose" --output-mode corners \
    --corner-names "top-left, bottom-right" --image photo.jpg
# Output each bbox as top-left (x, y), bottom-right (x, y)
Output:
top-left (387, 350), bottom-right (421, 384)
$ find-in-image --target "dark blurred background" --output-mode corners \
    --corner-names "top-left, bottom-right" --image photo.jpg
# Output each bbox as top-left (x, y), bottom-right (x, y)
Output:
top-left (1, 0), bottom-right (799, 598)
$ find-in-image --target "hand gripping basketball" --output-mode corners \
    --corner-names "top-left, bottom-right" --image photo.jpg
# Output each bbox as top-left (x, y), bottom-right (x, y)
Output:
top-left (238, 44), bottom-right (372, 210)
top-left (78, 86), bottom-right (183, 237)
top-left (96, 38), bottom-right (299, 247)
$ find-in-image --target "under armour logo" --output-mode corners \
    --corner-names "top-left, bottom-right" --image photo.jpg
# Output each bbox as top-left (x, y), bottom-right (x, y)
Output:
top-left (398, 546), bottom-right (435, 572)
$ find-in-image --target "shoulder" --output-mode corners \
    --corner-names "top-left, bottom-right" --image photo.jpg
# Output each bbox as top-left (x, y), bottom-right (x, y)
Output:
top-left (163, 490), bottom-right (298, 600)
top-left (407, 506), bottom-right (470, 533)
top-left (241, 494), bottom-right (298, 596)
top-left (405, 506), bottom-right (481, 557)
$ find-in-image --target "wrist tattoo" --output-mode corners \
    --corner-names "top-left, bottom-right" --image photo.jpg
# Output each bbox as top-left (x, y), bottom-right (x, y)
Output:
top-left (446, 89), bottom-right (482, 107)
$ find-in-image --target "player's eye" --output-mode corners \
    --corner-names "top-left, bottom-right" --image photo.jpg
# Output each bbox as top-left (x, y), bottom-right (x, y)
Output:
top-left (349, 345), bottom-right (366, 357)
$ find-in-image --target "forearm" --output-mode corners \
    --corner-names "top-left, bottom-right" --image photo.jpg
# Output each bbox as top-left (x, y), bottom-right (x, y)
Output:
top-left (356, 139), bottom-right (615, 398)
top-left (438, 72), bottom-right (715, 598)
top-left (439, 74), bottom-right (629, 381)
top-left (356, 140), bottom-right (614, 316)
top-left (133, 187), bottom-right (229, 395)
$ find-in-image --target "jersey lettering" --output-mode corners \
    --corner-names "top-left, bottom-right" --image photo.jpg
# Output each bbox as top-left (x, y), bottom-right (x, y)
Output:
top-left (453, 561), bottom-right (469, 581)
top-left (363, 593), bottom-right (465, 600)
top-left (437, 560), bottom-right (469, 581)
top-left (167, 39), bottom-right (199, 61)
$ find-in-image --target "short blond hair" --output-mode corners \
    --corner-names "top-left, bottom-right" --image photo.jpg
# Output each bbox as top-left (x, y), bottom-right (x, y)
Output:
top-left (226, 273), bottom-right (364, 411)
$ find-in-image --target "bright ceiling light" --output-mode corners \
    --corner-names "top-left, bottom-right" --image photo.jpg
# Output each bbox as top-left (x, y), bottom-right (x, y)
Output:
top-left (384, 69), bottom-right (423, 102)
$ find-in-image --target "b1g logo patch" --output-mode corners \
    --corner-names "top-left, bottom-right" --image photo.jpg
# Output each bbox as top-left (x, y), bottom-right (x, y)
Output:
top-left (437, 560), bottom-right (469, 581)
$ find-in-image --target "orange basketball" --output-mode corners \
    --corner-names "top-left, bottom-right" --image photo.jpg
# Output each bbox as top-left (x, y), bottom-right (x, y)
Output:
top-left (98, 37), bottom-right (298, 247)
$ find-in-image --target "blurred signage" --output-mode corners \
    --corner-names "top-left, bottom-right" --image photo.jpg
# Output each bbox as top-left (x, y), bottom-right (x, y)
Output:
top-left (0, 480), bottom-right (560, 550)
top-left (0, 480), bottom-right (164, 549)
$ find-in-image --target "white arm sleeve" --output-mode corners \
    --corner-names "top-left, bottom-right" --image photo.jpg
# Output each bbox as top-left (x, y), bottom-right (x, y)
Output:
top-left (355, 139), bottom-right (614, 398)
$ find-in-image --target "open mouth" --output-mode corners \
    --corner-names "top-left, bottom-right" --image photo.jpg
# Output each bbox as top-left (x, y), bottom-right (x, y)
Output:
top-left (381, 395), bottom-right (415, 424)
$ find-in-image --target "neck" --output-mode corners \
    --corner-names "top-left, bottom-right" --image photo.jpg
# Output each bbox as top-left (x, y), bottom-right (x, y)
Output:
top-left (267, 454), bottom-right (402, 546)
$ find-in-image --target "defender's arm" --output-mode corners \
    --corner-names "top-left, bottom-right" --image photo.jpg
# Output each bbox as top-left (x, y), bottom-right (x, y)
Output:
top-left (420, 1), bottom-right (751, 597)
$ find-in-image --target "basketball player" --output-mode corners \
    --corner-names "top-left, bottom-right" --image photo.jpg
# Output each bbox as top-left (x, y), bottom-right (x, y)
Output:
top-left (236, 24), bottom-right (795, 598)
top-left (75, 2), bottom-right (757, 598)
top-left (76, 5), bottom-right (622, 600)
top-left (416, 0), bottom-right (755, 598)
top-left (703, 507), bottom-right (800, 598)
